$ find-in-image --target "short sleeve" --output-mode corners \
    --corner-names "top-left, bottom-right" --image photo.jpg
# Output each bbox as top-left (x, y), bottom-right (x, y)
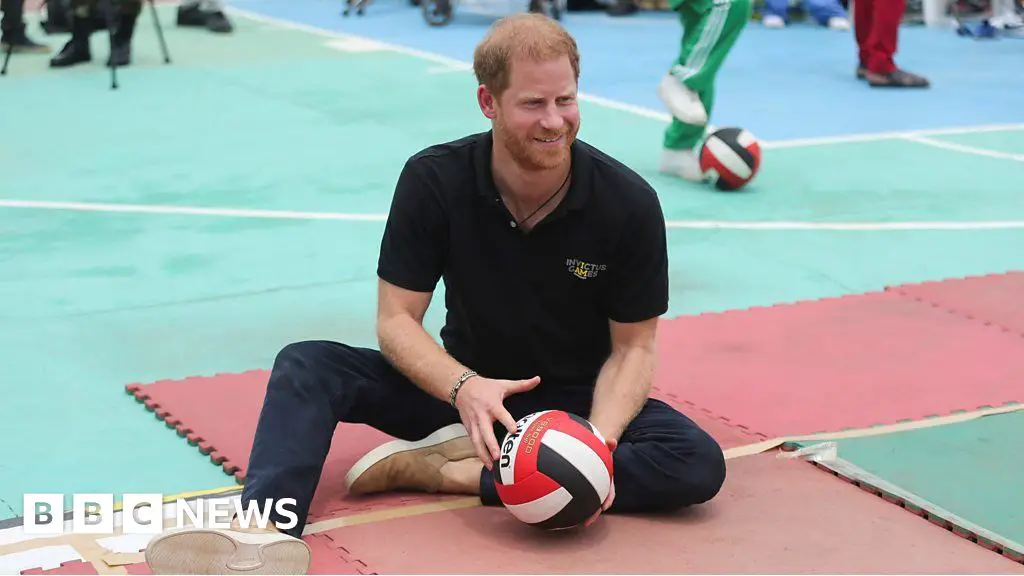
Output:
top-left (376, 157), bottom-right (448, 293)
top-left (604, 191), bottom-right (669, 323)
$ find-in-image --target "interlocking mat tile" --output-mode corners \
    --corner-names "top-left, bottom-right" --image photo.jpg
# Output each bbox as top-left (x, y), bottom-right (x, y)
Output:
top-left (125, 370), bottom-right (469, 522)
top-left (20, 560), bottom-right (98, 575)
top-left (311, 453), bottom-right (1023, 574)
top-left (795, 409), bottom-right (1024, 564)
top-left (887, 271), bottom-right (1024, 337)
top-left (655, 289), bottom-right (1022, 438)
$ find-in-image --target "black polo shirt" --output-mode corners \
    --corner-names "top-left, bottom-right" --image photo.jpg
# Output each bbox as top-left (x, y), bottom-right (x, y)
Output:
top-left (377, 131), bottom-right (668, 388)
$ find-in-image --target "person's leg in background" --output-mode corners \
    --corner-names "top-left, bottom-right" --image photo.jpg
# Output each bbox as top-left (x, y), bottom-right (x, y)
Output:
top-left (49, 0), bottom-right (97, 67)
top-left (657, 0), bottom-right (751, 182)
top-left (760, 0), bottom-right (789, 27)
top-left (1, 0), bottom-right (49, 52)
top-left (854, 0), bottom-right (928, 87)
top-left (987, 0), bottom-right (1023, 33)
top-left (108, 0), bottom-right (140, 65)
top-left (804, 0), bottom-right (849, 29)
top-left (762, 0), bottom-right (849, 29)
top-left (177, 0), bottom-right (233, 33)
top-left (49, 0), bottom-right (139, 67)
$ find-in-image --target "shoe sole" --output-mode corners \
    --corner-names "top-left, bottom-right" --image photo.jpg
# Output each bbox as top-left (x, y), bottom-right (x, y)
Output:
top-left (345, 423), bottom-right (473, 490)
top-left (145, 527), bottom-right (311, 575)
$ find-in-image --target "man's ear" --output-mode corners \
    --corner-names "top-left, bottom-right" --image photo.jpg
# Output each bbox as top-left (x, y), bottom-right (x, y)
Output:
top-left (477, 85), bottom-right (498, 120)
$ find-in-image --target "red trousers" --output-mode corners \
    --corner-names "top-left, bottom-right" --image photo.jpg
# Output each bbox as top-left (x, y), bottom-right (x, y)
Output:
top-left (854, 0), bottom-right (907, 74)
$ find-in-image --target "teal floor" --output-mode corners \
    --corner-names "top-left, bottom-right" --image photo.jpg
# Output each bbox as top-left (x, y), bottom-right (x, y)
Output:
top-left (1, 6), bottom-right (1024, 521)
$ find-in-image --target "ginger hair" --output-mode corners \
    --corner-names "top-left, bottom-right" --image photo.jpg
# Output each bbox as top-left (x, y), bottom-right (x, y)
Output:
top-left (472, 14), bottom-right (581, 98)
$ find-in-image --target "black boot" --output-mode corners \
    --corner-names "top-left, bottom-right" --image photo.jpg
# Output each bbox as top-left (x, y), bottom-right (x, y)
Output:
top-left (106, 11), bottom-right (136, 67)
top-left (177, 3), bottom-right (233, 32)
top-left (49, 13), bottom-right (92, 67)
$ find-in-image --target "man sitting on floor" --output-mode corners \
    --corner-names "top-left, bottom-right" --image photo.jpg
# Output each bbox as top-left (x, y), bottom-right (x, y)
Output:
top-left (143, 13), bottom-right (727, 575)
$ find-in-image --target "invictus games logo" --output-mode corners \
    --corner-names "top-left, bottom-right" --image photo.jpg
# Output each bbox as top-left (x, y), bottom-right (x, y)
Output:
top-left (565, 258), bottom-right (606, 280)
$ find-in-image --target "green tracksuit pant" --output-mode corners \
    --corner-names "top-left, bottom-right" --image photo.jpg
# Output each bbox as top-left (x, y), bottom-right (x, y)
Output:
top-left (663, 0), bottom-right (751, 150)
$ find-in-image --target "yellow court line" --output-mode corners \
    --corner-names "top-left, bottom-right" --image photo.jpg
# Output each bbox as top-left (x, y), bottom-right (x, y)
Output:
top-left (109, 485), bottom-right (242, 513)
top-left (302, 497), bottom-right (482, 536)
top-left (721, 402), bottom-right (1023, 459)
top-left (68, 534), bottom-right (127, 575)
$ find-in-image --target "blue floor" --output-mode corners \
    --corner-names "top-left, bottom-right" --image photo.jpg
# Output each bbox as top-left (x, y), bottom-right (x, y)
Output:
top-left (233, 0), bottom-right (1024, 141)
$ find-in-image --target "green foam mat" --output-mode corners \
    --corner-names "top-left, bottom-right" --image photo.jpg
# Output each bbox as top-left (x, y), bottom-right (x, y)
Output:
top-left (796, 410), bottom-right (1024, 560)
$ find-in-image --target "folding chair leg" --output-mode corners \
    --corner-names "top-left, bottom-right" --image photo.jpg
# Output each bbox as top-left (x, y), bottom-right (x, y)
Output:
top-left (148, 0), bottom-right (171, 63)
top-left (1, 43), bottom-right (11, 76)
top-left (106, 0), bottom-right (120, 88)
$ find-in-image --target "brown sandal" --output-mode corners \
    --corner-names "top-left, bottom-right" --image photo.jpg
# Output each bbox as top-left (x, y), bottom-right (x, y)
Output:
top-left (864, 68), bottom-right (930, 88)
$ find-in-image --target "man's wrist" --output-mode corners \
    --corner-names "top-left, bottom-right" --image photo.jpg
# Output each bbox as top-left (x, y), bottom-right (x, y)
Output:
top-left (448, 370), bottom-right (478, 408)
top-left (588, 416), bottom-right (623, 444)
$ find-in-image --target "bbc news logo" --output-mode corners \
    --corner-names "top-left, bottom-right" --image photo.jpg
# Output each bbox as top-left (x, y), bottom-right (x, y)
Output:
top-left (23, 494), bottom-right (298, 535)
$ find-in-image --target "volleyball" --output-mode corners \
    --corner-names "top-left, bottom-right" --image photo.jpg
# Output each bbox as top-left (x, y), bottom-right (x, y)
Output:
top-left (699, 126), bottom-right (762, 191)
top-left (492, 410), bottom-right (614, 530)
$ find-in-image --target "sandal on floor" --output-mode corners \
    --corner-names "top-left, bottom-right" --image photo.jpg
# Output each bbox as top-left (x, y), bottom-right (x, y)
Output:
top-left (865, 68), bottom-right (930, 88)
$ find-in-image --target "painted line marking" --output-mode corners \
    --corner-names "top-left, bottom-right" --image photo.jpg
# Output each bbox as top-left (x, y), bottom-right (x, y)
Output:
top-left (3, 199), bottom-right (1023, 230)
top-left (0, 200), bottom-right (388, 222)
top-left (323, 37), bottom-right (389, 53)
top-left (225, 7), bottom-right (1024, 149)
top-left (901, 135), bottom-right (1024, 163)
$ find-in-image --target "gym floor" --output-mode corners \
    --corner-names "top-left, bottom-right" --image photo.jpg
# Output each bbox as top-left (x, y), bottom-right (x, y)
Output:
top-left (1, 0), bottom-right (1022, 571)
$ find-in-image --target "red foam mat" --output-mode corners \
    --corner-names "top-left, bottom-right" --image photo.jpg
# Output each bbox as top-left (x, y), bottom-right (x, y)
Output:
top-left (887, 271), bottom-right (1024, 337)
top-left (20, 561), bottom-right (98, 575)
top-left (315, 453), bottom-right (1024, 574)
top-left (126, 370), bottom-right (468, 522)
top-left (126, 371), bottom-right (762, 523)
top-left (655, 290), bottom-right (1023, 438)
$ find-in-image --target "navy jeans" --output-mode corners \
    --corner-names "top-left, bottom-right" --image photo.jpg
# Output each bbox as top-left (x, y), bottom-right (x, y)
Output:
top-left (241, 340), bottom-right (727, 538)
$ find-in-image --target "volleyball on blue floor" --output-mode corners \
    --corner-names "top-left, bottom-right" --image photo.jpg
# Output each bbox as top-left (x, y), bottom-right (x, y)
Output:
top-left (699, 127), bottom-right (762, 191)
top-left (493, 410), bottom-right (614, 529)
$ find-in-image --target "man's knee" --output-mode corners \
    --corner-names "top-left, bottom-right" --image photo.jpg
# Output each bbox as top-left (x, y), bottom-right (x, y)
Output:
top-left (667, 432), bottom-right (726, 508)
top-left (622, 403), bottom-right (728, 511)
top-left (268, 341), bottom-right (345, 398)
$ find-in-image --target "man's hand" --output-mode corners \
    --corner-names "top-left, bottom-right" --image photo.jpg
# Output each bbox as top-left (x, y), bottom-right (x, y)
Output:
top-left (583, 437), bottom-right (617, 528)
top-left (453, 375), bottom-right (542, 468)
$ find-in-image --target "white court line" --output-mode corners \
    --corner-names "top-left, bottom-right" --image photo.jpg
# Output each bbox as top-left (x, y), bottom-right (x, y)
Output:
top-left (900, 135), bottom-right (1024, 163)
top-left (3, 199), bottom-right (1024, 230)
top-left (225, 7), bottom-right (1024, 149)
top-left (4, 5), bottom-right (1020, 234)
top-left (0, 199), bottom-right (387, 222)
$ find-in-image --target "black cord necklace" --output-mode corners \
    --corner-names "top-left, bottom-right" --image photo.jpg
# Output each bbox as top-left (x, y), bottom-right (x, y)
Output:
top-left (514, 168), bottom-right (572, 228)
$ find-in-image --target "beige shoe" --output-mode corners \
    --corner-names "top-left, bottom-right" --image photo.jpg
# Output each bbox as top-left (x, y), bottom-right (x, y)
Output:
top-left (345, 423), bottom-right (476, 495)
top-left (660, 148), bottom-right (708, 182)
top-left (145, 526), bottom-right (311, 575)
